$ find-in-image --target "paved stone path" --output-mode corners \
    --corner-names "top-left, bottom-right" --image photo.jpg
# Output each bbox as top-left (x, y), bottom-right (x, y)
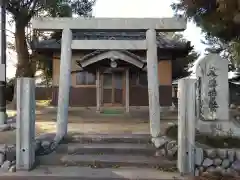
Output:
top-left (0, 177), bottom-right (88, 180)
top-left (0, 177), bottom-right (186, 180)
top-left (0, 166), bottom-right (184, 180)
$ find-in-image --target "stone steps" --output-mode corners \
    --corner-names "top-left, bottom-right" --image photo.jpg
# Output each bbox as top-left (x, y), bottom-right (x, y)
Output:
top-left (38, 154), bottom-right (176, 169)
top-left (63, 134), bottom-right (151, 144)
top-left (0, 166), bottom-right (183, 180)
top-left (56, 143), bottom-right (156, 156)
top-left (35, 134), bottom-right (177, 179)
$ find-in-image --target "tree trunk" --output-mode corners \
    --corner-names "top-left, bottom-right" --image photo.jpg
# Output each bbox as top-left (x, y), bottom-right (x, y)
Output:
top-left (8, 22), bottom-right (35, 110)
top-left (7, 82), bottom-right (17, 110)
top-left (15, 23), bottom-right (34, 78)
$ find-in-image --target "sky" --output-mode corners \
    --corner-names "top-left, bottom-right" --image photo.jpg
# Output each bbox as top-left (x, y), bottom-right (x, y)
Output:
top-left (92, 0), bottom-right (207, 54)
top-left (6, 0), bottom-right (207, 79)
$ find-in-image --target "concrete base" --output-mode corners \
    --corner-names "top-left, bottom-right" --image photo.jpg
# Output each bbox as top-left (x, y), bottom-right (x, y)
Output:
top-left (0, 111), bottom-right (6, 125)
top-left (160, 106), bottom-right (175, 112)
top-left (56, 143), bottom-right (156, 155)
top-left (151, 137), bottom-right (164, 148)
top-left (55, 154), bottom-right (174, 168)
top-left (0, 124), bottom-right (10, 132)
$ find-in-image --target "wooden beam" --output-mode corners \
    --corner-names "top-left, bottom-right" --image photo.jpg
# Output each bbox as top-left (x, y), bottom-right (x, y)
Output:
top-left (125, 69), bottom-right (130, 113)
top-left (32, 17), bottom-right (186, 31)
top-left (71, 40), bottom-right (146, 50)
top-left (96, 69), bottom-right (101, 112)
top-left (80, 50), bottom-right (145, 68)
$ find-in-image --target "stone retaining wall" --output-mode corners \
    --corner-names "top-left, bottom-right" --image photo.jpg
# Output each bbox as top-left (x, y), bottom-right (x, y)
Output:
top-left (195, 147), bottom-right (240, 176)
top-left (0, 132), bottom-right (57, 173)
top-left (0, 144), bottom-right (16, 172)
top-left (155, 136), bottom-right (240, 177)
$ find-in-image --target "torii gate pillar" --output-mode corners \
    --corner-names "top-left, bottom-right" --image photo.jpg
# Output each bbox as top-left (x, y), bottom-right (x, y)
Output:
top-left (55, 28), bottom-right (72, 142)
top-left (146, 29), bottom-right (161, 145)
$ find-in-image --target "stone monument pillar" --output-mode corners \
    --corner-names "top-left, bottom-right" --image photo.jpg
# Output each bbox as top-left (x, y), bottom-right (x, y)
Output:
top-left (195, 53), bottom-right (234, 136)
top-left (196, 53), bottom-right (229, 121)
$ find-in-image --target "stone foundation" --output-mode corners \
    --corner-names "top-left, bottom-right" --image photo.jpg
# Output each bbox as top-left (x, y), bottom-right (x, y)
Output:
top-left (195, 147), bottom-right (240, 176)
top-left (156, 135), bottom-right (240, 177)
top-left (0, 144), bottom-right (16, 172)
top-left (0, 133), bottom-right (59, 173)
top-left (154, 136), bottom-right (178, 160)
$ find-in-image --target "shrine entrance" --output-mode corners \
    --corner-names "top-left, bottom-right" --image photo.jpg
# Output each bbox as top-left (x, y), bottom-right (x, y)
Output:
top-left (32, 17), bottom-right (188, 148)
top-left (102, 70), bottom-right (124, 106)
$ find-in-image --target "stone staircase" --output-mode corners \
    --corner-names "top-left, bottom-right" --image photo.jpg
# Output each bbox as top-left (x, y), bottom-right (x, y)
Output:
top-left (32, 134), bottom-right (180, 180)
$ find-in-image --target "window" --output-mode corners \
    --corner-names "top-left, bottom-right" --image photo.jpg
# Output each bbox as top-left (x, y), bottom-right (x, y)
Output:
top-left (130, 73), bottom-right (138, 86)
top-left (130, 72), bottom-right (148, 86)
top-left (103, 73), bottom-right (112, 88)
top-left (76, 71), bottom-right (96, 85)
top-left (138, 72), bottom-right (148, 86)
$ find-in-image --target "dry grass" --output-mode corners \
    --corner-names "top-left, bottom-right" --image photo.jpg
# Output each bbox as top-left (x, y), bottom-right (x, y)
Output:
top-left (6, 100), bottom-right (51, 118)
top-left (36, 100), bottom-right (51, 107)
top-left (0, 122), bottom-right (150, 144)
top-left (2, 101), bottom-right (175, 145)
top-left (6, 110), bottom-right (16, 117)
top-left (166, 124), bottom-right (240, 148)
top-left (0, 110), bottom-right (153, 144)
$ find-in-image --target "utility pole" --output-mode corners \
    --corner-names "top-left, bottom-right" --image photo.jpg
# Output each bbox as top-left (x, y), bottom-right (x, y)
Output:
top-left (0, 0), bottom-right (6, 125)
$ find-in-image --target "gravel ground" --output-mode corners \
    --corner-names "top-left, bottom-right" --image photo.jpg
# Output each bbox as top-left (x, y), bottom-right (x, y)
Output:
top-left (1, 107), bottom-right (177, 144)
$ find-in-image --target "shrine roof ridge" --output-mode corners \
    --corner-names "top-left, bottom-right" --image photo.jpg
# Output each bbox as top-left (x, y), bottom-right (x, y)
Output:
top-left (33, 32), bottom-right (192, 50)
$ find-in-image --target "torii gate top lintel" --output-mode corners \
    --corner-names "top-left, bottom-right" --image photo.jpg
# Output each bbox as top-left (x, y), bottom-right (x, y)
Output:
top-left (32, 17), bottom-right (187, 32)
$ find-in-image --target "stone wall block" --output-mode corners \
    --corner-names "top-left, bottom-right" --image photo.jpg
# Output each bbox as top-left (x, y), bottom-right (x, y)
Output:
top-left (202, 158), bottom-right (214, 168)
top-left (195, 168), bottom-right (200, 176)
top-left (213, 158), bottom-right (222, 166)
top-left (221, 159), bottom-right (230, 169)
top-left (205, 149), bottom-right (217, 159)
top-left (1, 160), bottom-right (11, 172)
top-left (206, 166), bottom-right (216, 173)
top-left (236, 151), bottom-right (240, 160)
top-left (231, 160), bottom-right (240, 172)
top-left (0, 153), bottom-right (5, 166)
top-left (0, 145), bottom-right (6, 154)
top-left (154, 136), bottom-right (168, 149)
top-left (195, 148), bottom-right (204, 166)
top-left (217, 149), bottom-right (227, 159)
top-left (228, 149), bottom-right (236, 162)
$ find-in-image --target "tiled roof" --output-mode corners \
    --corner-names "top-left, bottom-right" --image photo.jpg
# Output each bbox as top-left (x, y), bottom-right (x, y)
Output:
top-left (33, 32), bottom-right (190, 50)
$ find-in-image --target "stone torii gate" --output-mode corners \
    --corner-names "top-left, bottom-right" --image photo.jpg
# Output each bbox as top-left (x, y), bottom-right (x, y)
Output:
top-left (32, 17), bottom-right (187, 146)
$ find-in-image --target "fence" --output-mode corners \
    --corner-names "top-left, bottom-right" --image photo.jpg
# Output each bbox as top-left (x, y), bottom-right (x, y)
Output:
top-left (6, 87), bottom-right (53, 102)
top-left (35, 87), bottom-right (53, 100)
